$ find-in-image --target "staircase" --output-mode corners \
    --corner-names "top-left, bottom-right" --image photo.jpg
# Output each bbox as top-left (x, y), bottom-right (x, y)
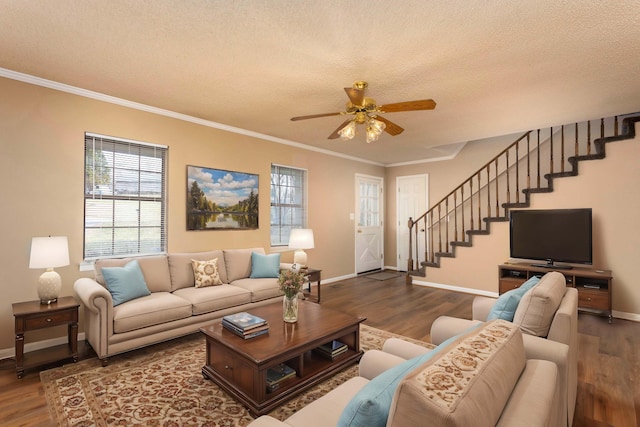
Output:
top-left (407, 114), bottom-right (640, 278)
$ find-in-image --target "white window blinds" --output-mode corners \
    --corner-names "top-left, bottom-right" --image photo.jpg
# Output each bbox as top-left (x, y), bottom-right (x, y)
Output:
top-left (84, 133), bottom-right (167, 259)
top-left (270, 164), bottom-right (307, 246)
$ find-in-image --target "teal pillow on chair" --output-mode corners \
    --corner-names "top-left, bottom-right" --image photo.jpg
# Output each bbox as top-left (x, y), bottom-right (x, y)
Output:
top-left (487, 275), bottom-right (541, 321)
top-left (250, 252), bottom-right (281, 278)
top-left (102, 260), bottom-right (151, 306)
top-left (337, 330), bottom-right (471, 427)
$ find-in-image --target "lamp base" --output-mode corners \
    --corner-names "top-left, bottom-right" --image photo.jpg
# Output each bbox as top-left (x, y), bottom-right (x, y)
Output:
top-left (38, 268), bottom-right (61, 305)
top-left (293, 249), bottom-right (308, 268)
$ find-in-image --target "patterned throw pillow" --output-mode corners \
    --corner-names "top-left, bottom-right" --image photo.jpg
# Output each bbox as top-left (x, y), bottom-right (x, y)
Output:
top-left (191, 258), bottom-right (223, 288)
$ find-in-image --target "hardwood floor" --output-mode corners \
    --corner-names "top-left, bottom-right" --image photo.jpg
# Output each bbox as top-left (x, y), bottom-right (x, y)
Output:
top-left (0, 272), bottom-right (637, 426)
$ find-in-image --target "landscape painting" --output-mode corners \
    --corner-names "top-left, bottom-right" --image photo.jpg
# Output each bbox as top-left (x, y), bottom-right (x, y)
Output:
top-left (187, 165), bottom-right (259, 230)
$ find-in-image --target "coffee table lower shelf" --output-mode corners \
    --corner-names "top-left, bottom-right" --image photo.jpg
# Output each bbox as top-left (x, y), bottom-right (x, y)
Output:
top-left (201, 349), bottom-right (362, 416)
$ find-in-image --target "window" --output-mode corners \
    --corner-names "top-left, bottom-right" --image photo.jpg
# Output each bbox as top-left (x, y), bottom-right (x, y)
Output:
top-left (270, 164), bottom-right (307, 246)
top-left (84, 133), bottom-right (167, 260)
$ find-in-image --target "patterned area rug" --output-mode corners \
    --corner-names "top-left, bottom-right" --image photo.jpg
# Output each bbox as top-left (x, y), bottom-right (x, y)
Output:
top-left (41, 324), bottom-right (433, 426)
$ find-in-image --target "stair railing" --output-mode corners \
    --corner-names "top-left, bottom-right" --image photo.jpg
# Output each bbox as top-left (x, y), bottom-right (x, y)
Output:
top-left (407, 116), bottom-right (621, 274)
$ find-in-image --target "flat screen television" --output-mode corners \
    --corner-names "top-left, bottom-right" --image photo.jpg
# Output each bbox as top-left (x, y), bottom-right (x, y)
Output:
top-left (509, 208), bottom-right (592, 269)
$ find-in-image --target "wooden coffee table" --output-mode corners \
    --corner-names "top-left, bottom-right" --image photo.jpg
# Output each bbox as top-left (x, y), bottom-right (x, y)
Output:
top-left (200, 301), bottom-right (365, 416)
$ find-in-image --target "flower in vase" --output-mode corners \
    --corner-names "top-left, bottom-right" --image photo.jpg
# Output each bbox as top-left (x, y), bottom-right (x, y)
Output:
top-left (278, 269), bottom-right (305, 298)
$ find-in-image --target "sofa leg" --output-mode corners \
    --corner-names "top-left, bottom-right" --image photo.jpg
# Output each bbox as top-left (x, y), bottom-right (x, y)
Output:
top-left (100, 358), bottom-right (109, 367)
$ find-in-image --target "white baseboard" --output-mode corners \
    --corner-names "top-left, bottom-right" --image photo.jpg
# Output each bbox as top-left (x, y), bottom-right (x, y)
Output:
top-left (0, 332), bottom-right (86, 361)
top-left (412, 279), bottom-right (499, 298)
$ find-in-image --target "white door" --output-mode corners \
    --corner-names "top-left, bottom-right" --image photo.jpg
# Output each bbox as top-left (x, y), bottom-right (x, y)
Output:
top-left (396, 174), bottom-right (428, 271)
top-left (355, 174), bottom-right (384, 274)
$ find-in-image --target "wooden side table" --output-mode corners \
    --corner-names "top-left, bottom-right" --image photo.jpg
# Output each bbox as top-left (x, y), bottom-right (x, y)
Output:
top-left (302, 268), bottom-right (322, 303)
top-left (12, 296), bottom-right (79, 378)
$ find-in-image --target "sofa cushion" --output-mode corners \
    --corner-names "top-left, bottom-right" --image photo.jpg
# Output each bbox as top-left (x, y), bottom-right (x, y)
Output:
top-left (487, 275), bottom-right (540, 321)
top-left (191, 258), bottom-right (223, 287)
top-left (172, 285), bottom-right (252, 315)
top-left (388, 319), bottom-right (526, 427)
top-left (101, 260), bottom-right (151, 306)
top-left (168, 250), bottom-right (227, 291)
top-left (250, 252), bottom-right (281, 278)
top-left (338, 325), bottom-right (480, 427)
top-left (112, 292), bottom-right (192, 333)
top-left (225, 248), bottom-right (265, 282)
top-left (513, 271), bottom-right (566, 337)
top-left (230, 277), bottom-right (281, 302)
top-left (95, 255), bottom-right (172, 293)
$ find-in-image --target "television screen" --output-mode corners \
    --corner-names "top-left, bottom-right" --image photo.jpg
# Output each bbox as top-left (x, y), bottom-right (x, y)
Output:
top-left (509, 208), bottom-right (592, 268)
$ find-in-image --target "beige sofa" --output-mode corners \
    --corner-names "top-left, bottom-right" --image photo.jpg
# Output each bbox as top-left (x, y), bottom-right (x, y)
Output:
top-left (249, 319), bottom-right (564, 427)
top-left (430, 271), bottom-right (578, 427)
top-left (74, 248), bottom-right (283, 365)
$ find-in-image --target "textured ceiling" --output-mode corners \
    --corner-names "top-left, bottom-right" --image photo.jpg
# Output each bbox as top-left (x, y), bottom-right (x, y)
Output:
top-left (1, 1), bottom-right (640, 165)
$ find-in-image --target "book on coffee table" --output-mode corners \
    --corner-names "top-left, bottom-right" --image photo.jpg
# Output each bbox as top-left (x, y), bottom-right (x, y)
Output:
top-left (222, 312), bottom-right (268, 331)
top-left (223, 322), bottom-right (269, 339)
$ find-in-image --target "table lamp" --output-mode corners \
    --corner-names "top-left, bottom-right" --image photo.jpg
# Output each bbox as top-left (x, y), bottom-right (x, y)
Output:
top-left (29, 236), bottom-right (70, 304)
top-left (288, 229), bottom-right (314, 268)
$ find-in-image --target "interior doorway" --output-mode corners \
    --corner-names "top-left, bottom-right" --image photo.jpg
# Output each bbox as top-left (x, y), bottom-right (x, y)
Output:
top-left (396, 174), bottom-right (428, 271)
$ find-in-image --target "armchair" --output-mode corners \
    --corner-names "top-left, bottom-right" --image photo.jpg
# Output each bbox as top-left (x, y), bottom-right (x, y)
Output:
top-left (430, 271), bottom-right (578, 427)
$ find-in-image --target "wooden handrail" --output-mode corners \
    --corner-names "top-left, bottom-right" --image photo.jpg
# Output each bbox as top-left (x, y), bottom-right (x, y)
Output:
top-left (407, 116), bottom-right (625, 274)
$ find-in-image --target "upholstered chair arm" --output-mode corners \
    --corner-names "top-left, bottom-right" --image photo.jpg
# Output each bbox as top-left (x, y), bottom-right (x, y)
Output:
top-left (246, 416), bottom-right (290, 427)
top-left (381, 337), bottom-right (432, 360)
top-left (522, 334), bottom-right (571, 427)
top-left (472, 296), bottom-right (496, 321)
top-left (358, 349), bottom-right (407, 380)
top-left (429, 316), bottom-right (482, 345)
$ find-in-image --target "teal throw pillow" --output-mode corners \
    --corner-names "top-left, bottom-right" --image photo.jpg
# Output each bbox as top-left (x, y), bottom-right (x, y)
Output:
top-left (487, 275), bottom-right (541, 321)
top-left (102, 260), bottom-right (151, 306)
top-left (337, 331), bottom-right (469, 427)
top-left (250, 252), bottom-right (281, 278)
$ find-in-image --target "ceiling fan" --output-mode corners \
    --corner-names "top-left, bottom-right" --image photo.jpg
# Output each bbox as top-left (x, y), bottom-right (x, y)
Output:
top-left (290, 81), bottom-right (436, 143)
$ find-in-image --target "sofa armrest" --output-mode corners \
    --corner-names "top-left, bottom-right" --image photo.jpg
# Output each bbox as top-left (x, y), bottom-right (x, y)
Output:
top-left (381, 338), bottom-right (432, 360)
top-left (472, 296), bottom-right (496, 321)
top-left (74, 277), bottom-right (114, 360)
top-left (247, 416), bottom-right (290, 427)
top-left (358, 349), bottom-right (407, 380)
top-left (430, 316), bottom-right (482, 345)
top-left (74, 277), bottom-right (113, 313)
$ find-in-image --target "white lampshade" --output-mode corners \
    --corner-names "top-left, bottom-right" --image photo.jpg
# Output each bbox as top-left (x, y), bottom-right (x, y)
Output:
top-left (288, 229), bottom-right (315, 267)
top-left (29, 236), bottom-right (70, 304)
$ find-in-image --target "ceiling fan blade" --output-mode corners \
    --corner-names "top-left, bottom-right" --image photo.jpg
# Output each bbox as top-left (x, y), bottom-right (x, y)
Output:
top-left (328, 119), bottom-right (353, 139)
top-left (375, 116), bottom-right (404, 136)
top-left (344, 87), bottom-right (365, 107)
top-left (291, 112), bottom-right (342, 121)
top-left (379, 99), bottom-right (436, 113)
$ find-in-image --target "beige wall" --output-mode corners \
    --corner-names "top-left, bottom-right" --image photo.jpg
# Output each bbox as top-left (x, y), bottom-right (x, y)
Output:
top-left (385, 125), bottom-right (640, 319)
top-left (0, 77), bottom-right (383, 351)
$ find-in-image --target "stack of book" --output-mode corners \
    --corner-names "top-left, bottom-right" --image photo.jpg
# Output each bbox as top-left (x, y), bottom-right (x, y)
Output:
top-left (266, 363), bottom-right (296, 392)
top-left (314, 339), bottom-right (348, 360)
top-left (222, 312), bottom-right (269, 339)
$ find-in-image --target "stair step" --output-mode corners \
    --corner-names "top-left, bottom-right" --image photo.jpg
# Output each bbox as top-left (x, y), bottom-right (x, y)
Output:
top-left (451, 241), bottom-right (472, 247)
top-left (523, 187), bottom-right (553, 194)
top-left (484, 217), bottom-right (509, 222)
top-left (546, 171), bottom-right (577, 179)
top-left (502, 202), bottom-right (529, 209)
top-left (420, 261), bottom-right (439, 268)
top-left (571, 153), bottom-right (605, 162)
top-left (435, 252), bottom-right (455, 258)
top-left (467, 229), bottom-right (489, 235)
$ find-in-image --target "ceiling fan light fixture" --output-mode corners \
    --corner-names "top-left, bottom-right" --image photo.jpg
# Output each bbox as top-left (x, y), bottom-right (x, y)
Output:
top-left (338, 120), bottom-right (357, 140)
top-left (365, 117), bottom-right (386, 143)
